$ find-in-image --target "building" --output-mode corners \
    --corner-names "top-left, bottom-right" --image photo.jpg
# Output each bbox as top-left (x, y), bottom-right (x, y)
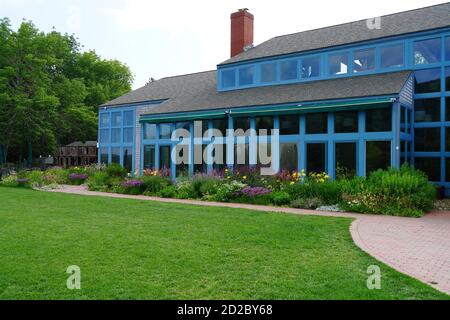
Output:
top-left (56, 141), bottom-right (98, 167)
top-left (98, 3), bottom-right (450, 191)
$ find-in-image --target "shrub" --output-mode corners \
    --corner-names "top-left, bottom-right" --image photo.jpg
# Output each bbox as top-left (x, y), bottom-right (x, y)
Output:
top-left (68, 173), bottom-right (89, 185)
top-left (141, 175), bottom-right (172, 195)
top-left (16, 178), bottom-right (30, 188)
top-left (270, 191), bottom-right (291, 206)
top-left (87, 171), bottom-right (109, 191)
top-left (105, 163), bottom-right (128, 178)
top-left (121, 180), bottom-right (145, 195)
top-left (290, 197), bottom-right (324, 210)
top-left (241, 186), bottom-right (272, 197)
top-left (157, 185), bottom-right (178, 198)
top-left (284, 180), bottom-right (341, 205)
top-left (175, 179), bottom-right (196, 199)
top-left (204, 180), bottom-right (246, 202)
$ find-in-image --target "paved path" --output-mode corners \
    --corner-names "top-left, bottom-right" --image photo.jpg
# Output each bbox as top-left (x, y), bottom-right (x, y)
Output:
top-left (47, 185), bottom-right (450, 295)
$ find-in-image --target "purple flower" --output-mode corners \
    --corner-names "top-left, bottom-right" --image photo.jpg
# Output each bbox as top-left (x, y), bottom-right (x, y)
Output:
top-left (69, 173), bottom-right (88, 181)
top-left (122, 180), bottom-right (144, 188)
top-left (241, 186), bottom-right (271, 197)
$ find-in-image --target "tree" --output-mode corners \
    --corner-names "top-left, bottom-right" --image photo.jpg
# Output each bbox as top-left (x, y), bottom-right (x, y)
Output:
top-left (0, 18), bottom-right (133, 164)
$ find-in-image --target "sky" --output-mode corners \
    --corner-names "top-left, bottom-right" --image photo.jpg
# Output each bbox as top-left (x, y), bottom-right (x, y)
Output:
top-left (0, 0), bottom-right (446, 89)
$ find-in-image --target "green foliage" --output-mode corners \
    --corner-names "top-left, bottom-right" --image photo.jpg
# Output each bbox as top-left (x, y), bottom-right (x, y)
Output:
top-left (0, 18), bottom-right (133, 163)
top-left (86, 171), bottom-right (109, 192)
top-left (105, 163), bottom-right (128, 178)
top-left (284, 180), bottom-right (341, 205)
top-left (157, 185), bottom-right (178, 198)
top-left (290, 197), bottom-right (324, 210)
top-left (141, 175), bottom-right (171, 195)
top-left (270, 191), bottom-right (291, 206)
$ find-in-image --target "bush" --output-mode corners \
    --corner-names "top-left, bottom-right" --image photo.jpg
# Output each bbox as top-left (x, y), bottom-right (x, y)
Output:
top-left (157, 185), bottom-right (178, 198)
top-left (270, 191), bottom-right (291, 206)
top-left (121, 180), bottom-right (144, 195)
top-left (290, 197), bottom-right (324, 210)
top-left (87, 171), bottom-right (109, 191)
top-left (141, 175), bottom-right (172, 195)
top-left (284, 180), bottom-right (341, 205)
top-left (105, 163), bottom-right (128, 178)
top-left (204, 180), bottom-right (247, 202)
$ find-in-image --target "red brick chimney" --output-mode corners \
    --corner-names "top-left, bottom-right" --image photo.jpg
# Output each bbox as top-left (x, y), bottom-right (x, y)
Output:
top-left (230, 8), bottom-right (254, 58)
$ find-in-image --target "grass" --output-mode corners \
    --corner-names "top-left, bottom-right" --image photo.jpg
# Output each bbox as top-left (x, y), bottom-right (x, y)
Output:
top-left (0, 187), bottom-right (447, 300)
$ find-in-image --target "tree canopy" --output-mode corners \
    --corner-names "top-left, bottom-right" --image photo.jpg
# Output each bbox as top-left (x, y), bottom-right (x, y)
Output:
top-left (0, 18), bottom-right (133, 164)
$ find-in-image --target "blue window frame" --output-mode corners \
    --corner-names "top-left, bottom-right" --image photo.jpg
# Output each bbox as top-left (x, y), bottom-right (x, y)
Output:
top-left (446, 37), bottom-right (450, 61)
top-left (123, 127), bottom-right (133, 143)
top-left (112, 112), bottom-right (122, 127)
top-left (99, 147), bottom-right (108, 164)
top-left (415, 68), bottom-right (441, 93)
top-left (414, 157), bottom-right (441, 182)
top-left (261, 63), bottom-right (277, 83)
top-left (353, 48), bottom-right (375, 73)
top-left (160, 123), bottom-right (172, 139)
top-left (415, 127), bottom-right (440, 152)
top-left (123, 147), bottom-right (133, 172)
top-left (100, 113), bottom-right (110, 128)
top-left (144, 123), bottom-right (157, 140)
top-left (124, 111), bottom-right (134, 126)
top-left (99, 128), bottom-right (110, 143)
top-left (111, 128), bottom-right (121, 143)
top-left (414, 38), bottom-right (441, 65)
top-left (222, 69), bottom-right (236, 88)
top-left (111, 147), bottom-right (120, 164)
top-left (301, 56), bottom-right (320, 78)
top-left (380, 43), bottom-right (404, 69)
top-left (280, 60), bottom-right (298, 81)
top-left (143, 145), bottom-right (156, 169)
top-left (328, 52), bottom-right (349, 75)
top-left (239, 66), bottom-right (254, 86)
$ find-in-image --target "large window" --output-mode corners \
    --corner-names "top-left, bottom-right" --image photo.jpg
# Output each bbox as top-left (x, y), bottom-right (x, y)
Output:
top-left (366, 141), bottom-right (391, 175)
top-left (446, 37), bottom-right (450, 61)
top-left (415, 128), bottom-right (440, 152)
top-left (261, 63), bottom-right (277, 83)
top-left (414, 38), bottom-right (441, 65)
top-left (301, 56), bottom-right (320, 78)
top-left (99, 148), bottom-right (108, 164)
top-left (255, 116), bottom-right (274, 135)
top-left (306, 143), bottom-right (326, 174)
top-left (212, 118), bottom-right (227, 137)
top-left (306, 113), bottom-right (328, 134)
top-left (336, 142), bottom-right (357, 178)
top-left (112, 112), bottom-right (122, 127)
top-left (234, 144), bottom-right (249, 168)
top-left (99, 129), bottom-right (110, 144)
top-left (159, 123), bottom-right (172, 139)
top-left (175, 145), bottom-right (189, 177)
top-left (159, 146), bottom-right (171, 169)
top-left (365, 108), bottom-right (392, 132)
top-left (213, 144), bottom-right (227, 171)
top-left (222, 70), bottom-right (235, 88)
top-left (111, 147), bottom-right (120, 164)
top-left (100, 113), bottom-right (110, 128)
top-left (194, 144), bottom-right (207, 174)
top-left (380, 43), bottom-right (404, 69)
top-left (353, 48), bottom-right (375, 73)
top-left (334, 111), bottom-right (358, 133)
top-left (328, 53), bottom-right (349, 75)
top-left (124, 111), bottom-right (134, 126)
top-left (123, 147), bottom-right (133, 172)
top-left (414, 98), bottom-right (441, 122)
top-left (414, 157), bottom-right (441, 182)
top-left (280, 60), bottom-right (298, 81)
top-left (144, 123), bottom-right (157, 140)
top-left (257, 143), bottom-right (272, 167)
top-left (280, 115), bottom-right (299, 135)
top-left (143, 145), bottom-right (155, 169)
top-left (280, 143), bottom-right (298, 172)
top-left (239, 66), bottom-right (254, 86)
top-left (234, 117), bottom-right (251, 136)
top-left (111, 128), bottom-right (121, 143)
top-left (415, 68), bottom-right (441, 93)
top-left (123, 128), bottom-right (133, 143)
top-left (446, 67), bottom-right (450, 92)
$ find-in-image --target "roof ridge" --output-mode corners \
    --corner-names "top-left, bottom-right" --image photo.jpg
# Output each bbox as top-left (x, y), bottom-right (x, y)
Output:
top-left (270, 2), bottom-right (449, 41)
top-left (158, 69), bottom-right (215, 81)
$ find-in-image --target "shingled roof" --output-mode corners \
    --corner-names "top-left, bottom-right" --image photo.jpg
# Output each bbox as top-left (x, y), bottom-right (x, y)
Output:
top-left (103, 70), bottom-right (412, 115)
top-left (220, 2), bottom-right (450, 65)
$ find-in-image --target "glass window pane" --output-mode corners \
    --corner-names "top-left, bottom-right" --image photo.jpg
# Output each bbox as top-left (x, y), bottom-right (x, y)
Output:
top-left (301, 56), bottom-right (320, 78)
top-left (111, 147), bottom-right (120, 164)
top-left (100, 113), bottom-right (110, 128)
top-left (447, 98), bottom-right (450, 121)
top-left (414, 98), bottom-right (441, 122)
top-left (111, 128), bottom-right (121, 143)
top-left (194, 120), bottom-right (209, 138)
top-left (415, 68), bottom-right (441, 93)
top-left (175, 145), bottom-right (189, 177)
top-left (353, 48), bottom-right (375, 73)
top-left (280, 60), bottom-right (298, 81)
top-left (123, 128), bottom-right (133, 143)
top-left (261, 63), bottom-right (277, 83)
top-left (239, 66), bottom-right (254, 86)
top-left (99, 148), bottom-right (109, 164)
top-left (328, 53), bottom-right (349, 75)
top-left (144, 123), bottom-right (157, 140)
top-left (123, 147), bottom-right (132, 172)
top-left (176, 122), bottom-right (190, 134)
top-left (123, 111), bottom-right (134, 126)
top-left (159, 146), bottom-right (171, 170)
top-left (414, 157), bottom-right (441, 181)
top-left (446, 128), bottom-right (450, 152)
top-left (307, 143), bottom-right (326, 174)
top-left (194, 144), bottom-right (207, 174)
top-left (446, 67), bottom-right (450, 92)
top-left (306, 113), bottom-right (328, 134)
top-left (234, 117), bottom-right (251, 136)
top-left (143, 145), bottom-right (155, 170)
top-left (99, 129), bottom-right (110, 144)
top-left (234, 144), bottom-right (249, 169)
top-left (414, 38), bottom-right (441, 65)
top-left (213, 144), bottom-right (227, 172)
top-left (255, 116), bottom-right (273, 136)
top-left (212, 118), bottom-right (227, 137)
top-left (446, 37), bottom-right (450, 61)
top-left (415, 128), bottom-right (440, 152)
top-left (280, 115), bottom-right (299, 135)
top-left (159, 123), bottom-right (172, 139)
top-left (334, 111), bottom-right (358, 133)
top-left (280, 143), bottom-right (298, 172)
top-left (336, 142), bottom-right (357, 178)
top-left (446, 158), bottom-right (450, 182)
top-left (257, 143), bottom-right (272, 167)
top-left (222, 69), bottom-right (235, 88)
top-left (111, 112), bottom-right (122, 127)
top-left (381, 43), bottom-right (404, 68)
top-left (365, 108), bottom-right (392, 132)
top-left (366, 141), bottom-right (391, 175)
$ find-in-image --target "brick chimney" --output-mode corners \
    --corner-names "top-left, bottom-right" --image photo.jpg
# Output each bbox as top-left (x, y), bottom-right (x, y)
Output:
top-left (230, 8), bottom-right (254, 58)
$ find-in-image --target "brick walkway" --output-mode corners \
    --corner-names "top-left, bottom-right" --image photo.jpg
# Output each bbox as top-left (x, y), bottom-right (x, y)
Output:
top-left (48, 185), bottom-right (450, 295)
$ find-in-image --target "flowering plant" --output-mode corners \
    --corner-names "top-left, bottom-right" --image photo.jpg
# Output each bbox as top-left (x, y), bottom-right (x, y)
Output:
top-left (69, 173), bottom-right (88, 181)
top-left (241, 186), bottom-right (272, 197)
top-left (122, 180), bottom-right (144, 188)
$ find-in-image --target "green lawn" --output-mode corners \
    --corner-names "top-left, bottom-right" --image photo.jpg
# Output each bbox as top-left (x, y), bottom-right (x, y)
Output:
top-left (0, 187), bottom-right (447, 300)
